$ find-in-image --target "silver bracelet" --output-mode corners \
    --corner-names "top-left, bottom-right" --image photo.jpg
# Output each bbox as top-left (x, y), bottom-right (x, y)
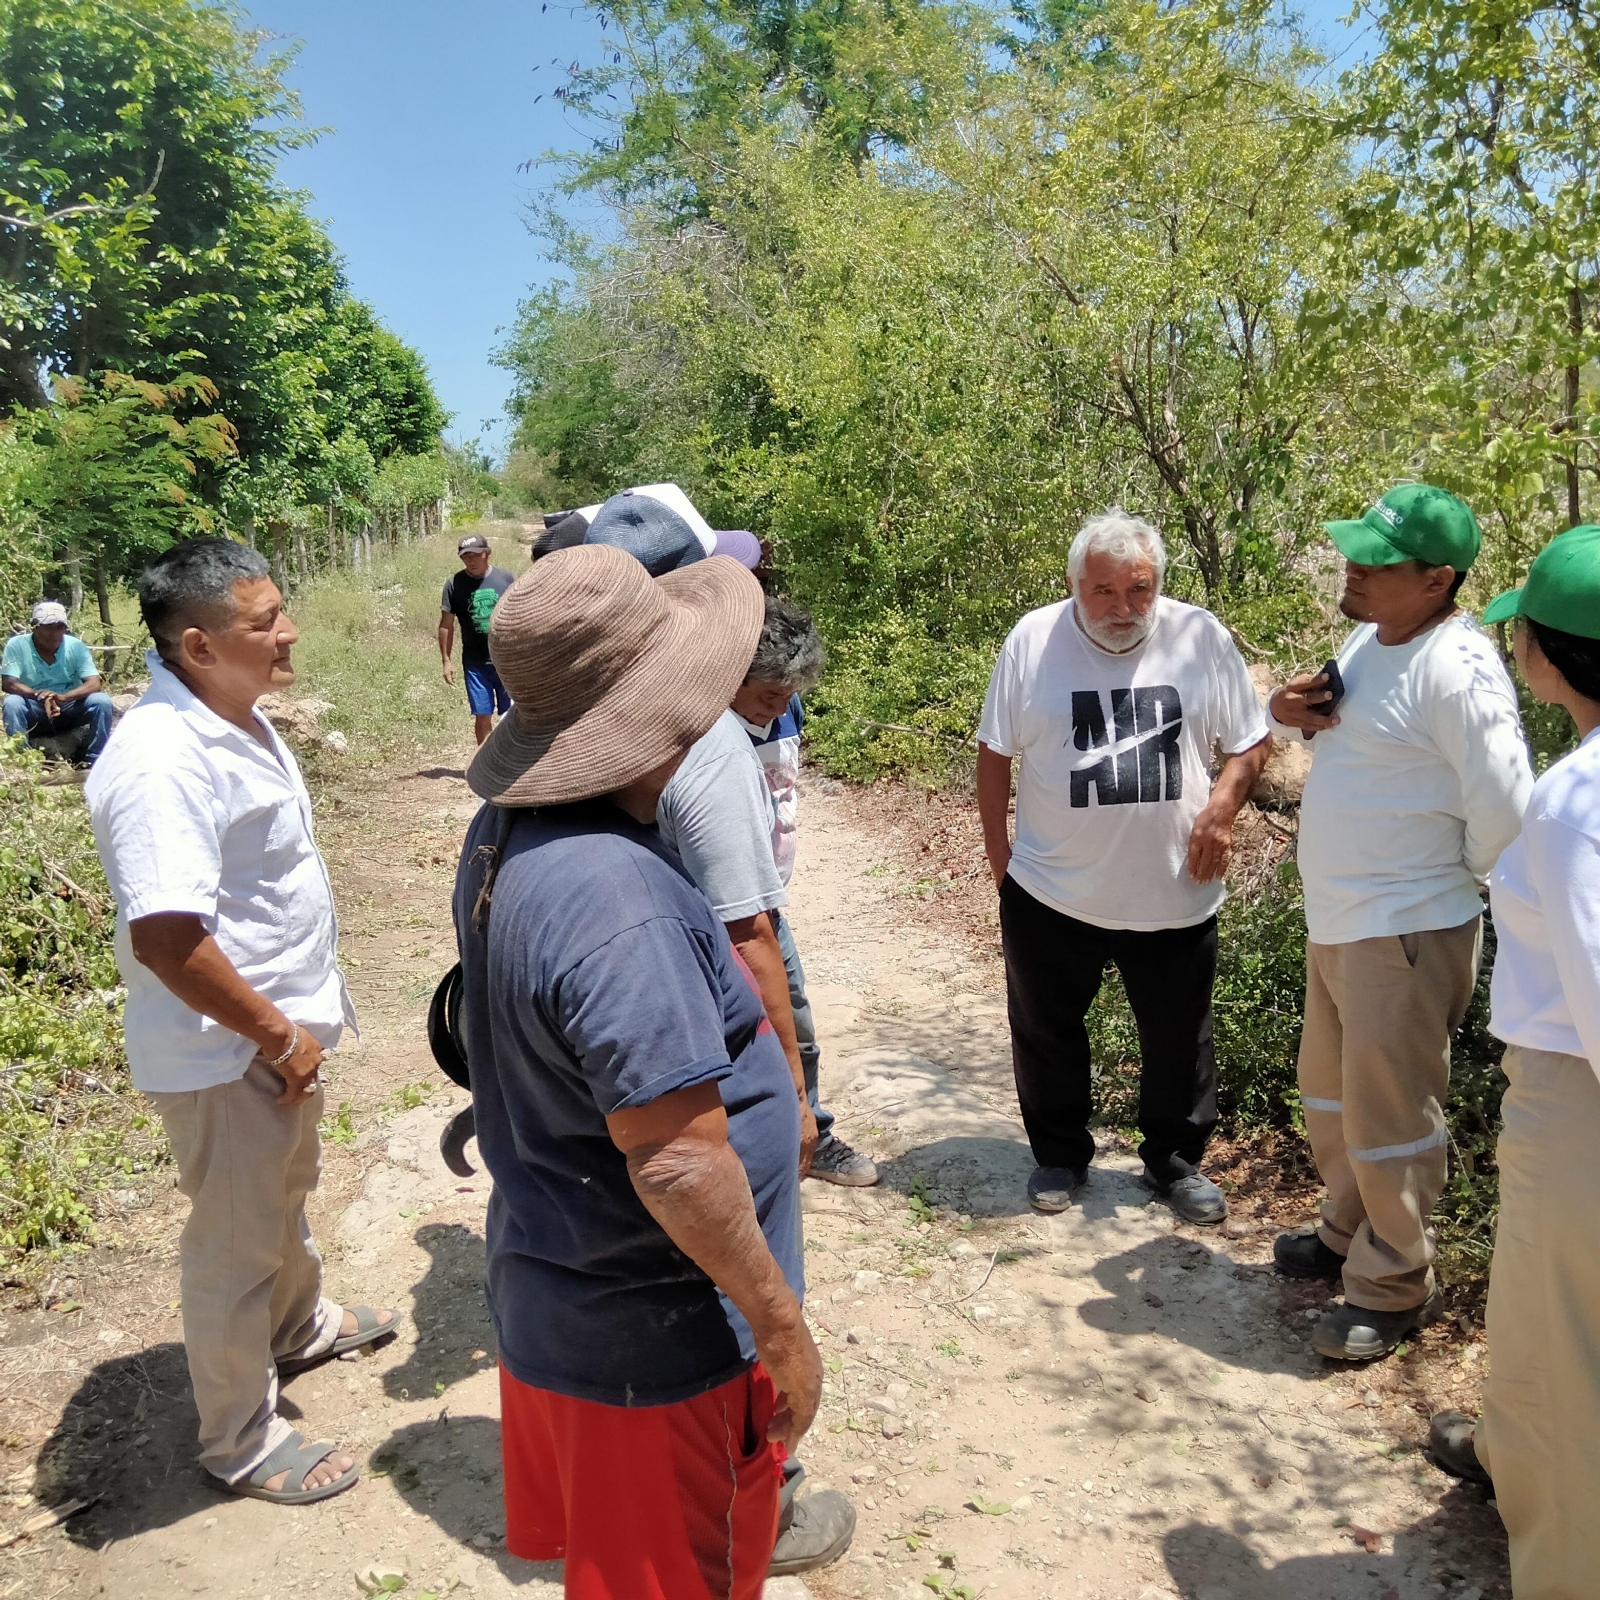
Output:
top-left (264, 1024), bottom-right (299, 1070)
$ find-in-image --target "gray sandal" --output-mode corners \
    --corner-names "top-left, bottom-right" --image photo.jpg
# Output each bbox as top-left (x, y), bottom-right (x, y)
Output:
top-left (228, 1431), bottom-right (360, 1505)
top-left (278, 1305), bottom-right (397, 1375)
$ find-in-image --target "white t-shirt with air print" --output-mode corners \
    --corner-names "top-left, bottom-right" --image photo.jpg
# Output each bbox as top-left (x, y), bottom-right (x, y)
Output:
top-left (978, 596), bottom-right (1269, 931)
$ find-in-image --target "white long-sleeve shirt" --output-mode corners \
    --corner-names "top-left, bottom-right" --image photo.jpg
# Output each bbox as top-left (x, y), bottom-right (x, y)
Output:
top-left (1490, 728), bottom-right (1600, 1077)
top-left (1280, 614), bottom-right (1533, 945)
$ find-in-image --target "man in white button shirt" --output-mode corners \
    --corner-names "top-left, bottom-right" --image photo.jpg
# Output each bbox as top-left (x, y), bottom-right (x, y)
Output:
top-left (1267, 485), bottom-right (1533, 1363)
top-left (978, 510), bottom-right (1271, 1226)
top-left (87, 539), bottom-right (395, 1504)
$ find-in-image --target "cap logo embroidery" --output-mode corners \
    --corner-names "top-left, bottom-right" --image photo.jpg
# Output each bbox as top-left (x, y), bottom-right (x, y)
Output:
top-left (1371, 502), bottom-right (1403, 528)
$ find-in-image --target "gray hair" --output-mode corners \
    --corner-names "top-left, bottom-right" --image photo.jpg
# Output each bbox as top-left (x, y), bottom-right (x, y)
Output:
top-left (1067, 508), bottom-right (1168, 589)
top-left (746, 596), bottom-right (827, 691)
top-left (139, 537), bottom-right (270, 659)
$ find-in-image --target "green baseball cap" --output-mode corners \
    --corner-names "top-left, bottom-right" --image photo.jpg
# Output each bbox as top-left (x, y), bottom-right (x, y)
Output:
top-left (1323, 483), bottom-right (1481, 571)
top-left (1483, 525), bottom-right (1600, 641)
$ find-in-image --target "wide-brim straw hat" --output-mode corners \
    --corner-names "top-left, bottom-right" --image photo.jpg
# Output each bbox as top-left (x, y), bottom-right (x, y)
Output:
top-left (466, 543), bottom-right (763, 807)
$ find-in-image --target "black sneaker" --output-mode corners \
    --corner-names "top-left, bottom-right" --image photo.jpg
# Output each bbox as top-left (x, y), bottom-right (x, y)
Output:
top-left (1311, 1287), bottom-right (1445, 1361)
top-left (1145, 1169), bottom-right (1228, 1225)
top-left (1429, 1410), bottom-right (1492, 1486)
top-left (1273, 1226), bottom-right (1347, 1280)
top-left (1027, 1165), bottom-right (1087, 1213)
top-left (808, 1137), bottom-right (878, 1186)
top-left (768, 1488), bottom-right (856, 1575)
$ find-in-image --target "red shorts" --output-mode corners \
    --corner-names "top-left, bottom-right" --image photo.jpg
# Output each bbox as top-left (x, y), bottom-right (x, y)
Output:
top-left (499, 1360), bottom-right (785, 1600)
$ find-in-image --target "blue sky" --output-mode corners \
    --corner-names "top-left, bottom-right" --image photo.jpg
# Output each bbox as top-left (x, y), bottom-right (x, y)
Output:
top-left (243, 0), bottom-right (1369, 460)
top-left (243, 0), bottom-right (603, 454)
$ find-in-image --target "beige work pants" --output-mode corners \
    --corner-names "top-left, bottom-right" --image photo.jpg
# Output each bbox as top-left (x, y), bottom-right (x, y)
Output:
top-left (1297, 916), bottom-right (1481, 1312)
top-left (1478, 1045), bottom-right (1600, 1600)
top-left (148, 1059), bottom-right (340, 1482)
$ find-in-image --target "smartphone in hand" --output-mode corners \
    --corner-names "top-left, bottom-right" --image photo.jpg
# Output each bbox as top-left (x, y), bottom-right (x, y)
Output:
top-left (1306, 657), bottom-right (1345, 740)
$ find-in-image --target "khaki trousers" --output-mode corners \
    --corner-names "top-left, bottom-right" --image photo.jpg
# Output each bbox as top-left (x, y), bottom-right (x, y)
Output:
top-left (1298, 916), bottom-right (1481, 1312)
top-left (148, 1059), bottom-right (340, 1482)
top-left (1478, 1045), bottom-right (1600, 1600)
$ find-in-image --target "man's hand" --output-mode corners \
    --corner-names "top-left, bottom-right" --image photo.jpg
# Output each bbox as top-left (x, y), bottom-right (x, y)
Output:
top-left (37, 690), bottom-right (61, 720)
top-left (757, 1313), bottom-right (823, 1450)
top-left (442, 659), bottom-right (455, 687)
top-left (798, 1101), bottom-right (819, 1179)
top-left (270, 1025), bottom-right (327, 1106)
top-left (1185, 801), bottom-right (1237, 884)
top-left (1269, 672), bottom-right (1339, 734)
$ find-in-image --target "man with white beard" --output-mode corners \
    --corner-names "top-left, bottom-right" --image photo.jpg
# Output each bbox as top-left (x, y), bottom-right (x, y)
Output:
top-left (977, 510), bottom-right (1270, 1223)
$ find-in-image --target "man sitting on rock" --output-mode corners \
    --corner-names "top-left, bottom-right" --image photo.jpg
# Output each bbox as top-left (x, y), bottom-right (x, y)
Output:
top-left (2, 601), bottom-right (115, 764)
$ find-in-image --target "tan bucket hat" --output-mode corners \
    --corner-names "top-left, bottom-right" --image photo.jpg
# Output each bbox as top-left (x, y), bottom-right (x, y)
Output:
top-left (466, 543), bottom-right (763, 807)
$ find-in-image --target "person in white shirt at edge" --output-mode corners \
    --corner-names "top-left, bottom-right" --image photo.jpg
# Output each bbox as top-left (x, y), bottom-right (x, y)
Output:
top-left (1266, 484), bottom-right (1533, 1365)
top-left (1424, 526), bottom-right (1600, 1600)
top-left (85, 539), bottom-right (397, 1506)
top-left (977, 509), bottom-right (1271, 1226)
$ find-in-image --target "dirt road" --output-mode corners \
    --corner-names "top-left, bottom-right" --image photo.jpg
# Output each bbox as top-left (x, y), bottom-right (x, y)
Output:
top-left (0, 749), bottom-right (1510, 1600)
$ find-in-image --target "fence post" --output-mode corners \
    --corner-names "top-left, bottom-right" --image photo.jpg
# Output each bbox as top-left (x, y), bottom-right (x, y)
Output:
top-left (269, 522), bottom-right (290, 594)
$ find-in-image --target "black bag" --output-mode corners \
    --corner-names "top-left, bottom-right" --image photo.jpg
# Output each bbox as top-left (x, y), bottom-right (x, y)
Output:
top-left (426, 804), bottom-right (520, 1092)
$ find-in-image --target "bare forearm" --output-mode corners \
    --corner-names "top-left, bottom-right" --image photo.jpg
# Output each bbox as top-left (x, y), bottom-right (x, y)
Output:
top-left (1208, 738), bottom-right (1270, 816)
top-left (628, 1138), bottom-right (803, 1346)
top-left (730, 914), bottom-right (804, 1089)
top-left (131, 917), bottom-right (294, 1056)
top-left (437, 621), bottom-right (454, 665)
top-left (977, 743), bottom-right (1014, 880)
top-left (58, 677), bottom-right (101, 703)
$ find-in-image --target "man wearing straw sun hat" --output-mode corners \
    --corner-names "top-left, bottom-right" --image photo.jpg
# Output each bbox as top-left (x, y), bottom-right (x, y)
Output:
top-left (452, 542), bottom-right (820, 1597)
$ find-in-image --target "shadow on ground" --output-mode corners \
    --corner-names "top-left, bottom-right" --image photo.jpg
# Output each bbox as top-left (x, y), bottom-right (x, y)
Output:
top-left (384, 1221), bottom-right (497, 1401)
top-left (1161, 1493), bottom-right (1509, 1598)
top-left (33, 1342), bottom-right (223, 1545)
top-left (376, 1412), bottom-right (561, 1588)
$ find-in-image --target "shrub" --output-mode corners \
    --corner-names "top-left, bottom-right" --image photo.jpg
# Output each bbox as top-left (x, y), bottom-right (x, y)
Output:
top-left (0, 742), bottom-right (137, 1257)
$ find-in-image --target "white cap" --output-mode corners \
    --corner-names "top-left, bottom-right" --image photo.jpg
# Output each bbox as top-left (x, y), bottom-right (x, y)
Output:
top-left (30, 601), bottom-right (68, 626)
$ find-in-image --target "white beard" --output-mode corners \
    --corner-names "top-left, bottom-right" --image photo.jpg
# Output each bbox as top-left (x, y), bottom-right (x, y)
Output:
top-left (1077, 605), bottom-right (1157, 654)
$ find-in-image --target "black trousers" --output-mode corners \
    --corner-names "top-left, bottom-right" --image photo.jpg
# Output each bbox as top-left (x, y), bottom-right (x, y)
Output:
top-left (998, 874), bottom-right (1219, 1184)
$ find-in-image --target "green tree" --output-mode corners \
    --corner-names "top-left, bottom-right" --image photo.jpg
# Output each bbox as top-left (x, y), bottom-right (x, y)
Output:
top-left (0, 0), bottom-right (301, 408)
top-left (12, 370), bottom-right (236, 633)
top-left (1346, 0), bottom-right (1600, 568)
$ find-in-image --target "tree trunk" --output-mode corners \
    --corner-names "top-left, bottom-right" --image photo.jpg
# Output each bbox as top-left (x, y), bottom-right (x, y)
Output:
top-left (362, 529), bottom-right (373, 570)
top-left (93, 550), bottom-right (115, 675)
top-left (1567, 284), bottom-right (1583, 528)
top-left (63, 543), bottom-right (84, 613)
top-left (244, 515), bottom-right (257, 551)
top-left (294, 525), bottom-right (309, 584)
top-left (327, 505), bottom-right (338, 569)
top-left (269, 524), bottom-right (289, 595)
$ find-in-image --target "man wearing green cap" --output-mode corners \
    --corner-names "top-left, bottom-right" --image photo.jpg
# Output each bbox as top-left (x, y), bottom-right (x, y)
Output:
top-left (1268, 484), bottom-right (1533, 1362)
top-left (1427, 526), bottom-right (1600, 1595)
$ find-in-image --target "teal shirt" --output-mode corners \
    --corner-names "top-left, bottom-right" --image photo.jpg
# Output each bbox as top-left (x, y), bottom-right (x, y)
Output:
top-left (2, 632), bottom-right (97, 694)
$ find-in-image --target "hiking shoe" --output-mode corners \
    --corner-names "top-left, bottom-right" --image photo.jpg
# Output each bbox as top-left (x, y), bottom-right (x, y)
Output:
top-left (768, 1488), bottom-right (856, 1575)
top-left (1027, 1165), bottom-right (1087, 1213)
top-left (808, 1137), bottom-right (879, 1186)
top-left (1312, 1287), bottom-right (1445, 1361)
top-left (1146, 1169), bottom-right (1228, 1225)
top-left (1429, 1410), bottom-right (1492, 1486)
top-left (1274, 1226), bottom-right (1347, 1280)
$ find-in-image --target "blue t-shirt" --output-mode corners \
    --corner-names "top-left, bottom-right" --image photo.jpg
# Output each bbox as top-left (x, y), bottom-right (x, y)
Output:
top-left (2, 632), bottom-right (96, 694)
top-left (453, 799), bottom-right (804, 1406)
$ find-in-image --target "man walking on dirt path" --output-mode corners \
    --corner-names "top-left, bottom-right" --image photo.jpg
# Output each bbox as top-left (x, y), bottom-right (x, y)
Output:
top-left (978, 509), bottom-right (1270, 1226)
top-left (2, 599), bottom-right (115, 764)
top-left (1267, 485), bottom-right (1532, 1363)
top-left (86, 538), bottom-right (396, 1507)
top-left (439, 532), bottom-right (515, 746)
top-left (455, 542), bottom-right (821, 1598)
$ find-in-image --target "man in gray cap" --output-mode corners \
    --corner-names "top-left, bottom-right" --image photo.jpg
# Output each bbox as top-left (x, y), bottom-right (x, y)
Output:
top-left (438, 534), bottom-right (516, 745)
top-left (3, 600), bottom-right (115, 764)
